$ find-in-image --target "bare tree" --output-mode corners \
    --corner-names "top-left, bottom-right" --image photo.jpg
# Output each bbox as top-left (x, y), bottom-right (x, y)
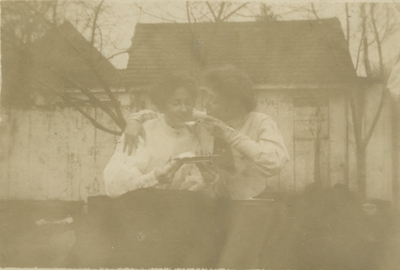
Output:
top-left (319, 3), bottom-right (400, 197)
top-left (134, 1), bottom-right (250, 24)
top-left (298, 3), bottom-right (399, 197)
top-left (255, 3), bottom-right (278, 21)
top-left (2, 0), bottom-right (128, 135)
top-left (347, 3), bottom-right (399, 197)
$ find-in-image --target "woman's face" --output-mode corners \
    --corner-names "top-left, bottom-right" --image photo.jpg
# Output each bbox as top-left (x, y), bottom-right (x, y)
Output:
top-left (163, 87), bottom-right (195, 126)
top-left (204, 88), bottom-right (235, 121)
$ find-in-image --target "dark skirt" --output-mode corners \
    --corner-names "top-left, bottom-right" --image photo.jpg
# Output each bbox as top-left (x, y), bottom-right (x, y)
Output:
top-left (64, 189), bottom-right (224, 268)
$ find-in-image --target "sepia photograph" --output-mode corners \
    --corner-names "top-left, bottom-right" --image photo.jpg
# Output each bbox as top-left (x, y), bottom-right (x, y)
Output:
top-left (0, 0), bottom-right (400, 269)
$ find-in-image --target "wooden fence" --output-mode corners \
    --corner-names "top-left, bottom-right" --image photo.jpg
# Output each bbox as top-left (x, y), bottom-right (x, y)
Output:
top-left (0, 88), bottom-right (398, 203)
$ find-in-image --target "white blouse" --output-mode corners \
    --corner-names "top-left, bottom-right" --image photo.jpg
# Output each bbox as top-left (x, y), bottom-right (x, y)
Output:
top-left (104, 116), bottom-right (205, 197)
top-left (216, 112), bottom-right (290, 199)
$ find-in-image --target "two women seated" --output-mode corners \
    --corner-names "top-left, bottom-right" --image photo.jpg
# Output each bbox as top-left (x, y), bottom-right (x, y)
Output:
top-left (104, 72), bottom-right (207, 196)
top-left (104, 65), bottom-right (290, 200)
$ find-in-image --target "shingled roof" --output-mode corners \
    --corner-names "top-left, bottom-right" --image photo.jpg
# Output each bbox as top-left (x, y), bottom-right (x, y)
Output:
top-left (125, 18), bottom-right (357, 87)
top-left (27, 21), bottom-right (123, 91)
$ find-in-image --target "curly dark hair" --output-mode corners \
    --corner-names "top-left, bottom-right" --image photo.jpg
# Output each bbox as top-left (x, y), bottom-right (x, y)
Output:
top-left (202, 65), bottom-right (256, 112)
top-left (149, 71), bottom-right (198, 111)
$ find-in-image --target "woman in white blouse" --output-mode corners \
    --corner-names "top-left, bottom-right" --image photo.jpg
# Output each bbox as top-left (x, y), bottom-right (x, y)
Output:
top-left (123, 66), bottom-right (290, 200)
top-left (103, 72), bottom-right (207, 197)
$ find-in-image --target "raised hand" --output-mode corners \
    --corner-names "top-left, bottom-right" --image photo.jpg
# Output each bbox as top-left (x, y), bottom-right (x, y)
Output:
top-left (123, 119), bottom-right (143, 155)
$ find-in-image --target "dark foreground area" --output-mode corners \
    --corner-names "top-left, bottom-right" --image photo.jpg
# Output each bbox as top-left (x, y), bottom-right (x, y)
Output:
top-left (1, 185), bottom-right (400, 269)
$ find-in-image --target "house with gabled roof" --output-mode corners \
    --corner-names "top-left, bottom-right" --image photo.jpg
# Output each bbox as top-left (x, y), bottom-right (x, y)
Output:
top-left (2, 21), bottom-right (125, 107)
top-left (124, 18), bottom-right (395, 200)
top-left (125, 18), bottom-right (356, 89)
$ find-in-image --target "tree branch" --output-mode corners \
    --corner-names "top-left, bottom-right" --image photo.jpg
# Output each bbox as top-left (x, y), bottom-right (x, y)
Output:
top-left (96, 24), bottom-right (103, 53)
top-left (107, 50), bottom-right (129, 60)
top-left (349, 92), bottom-right (362, 147)
top-left (206, 2), bottom-right (218, 22)
top-left (186, 1), bottom-right (191, 23)
top-left (190, 5), bottom-right (198, 23)
top-left (59, 93), bottom-right (122, 135)
top-left (221, 2), bottom-right (249, 21)
top-left (370, 3), bottom-right (384, 78)
top-left (36, 78), bottom-right (122, 136)
top-left (362, 25), bottom-right (372, 76)
top-left (362, 4), bottom-right (388, 148)
top-left (90, 0), bottom-right (104, 47)
top-left (354, 22), bottom-right (365, 72)
top-left (134, 3), bottom-right (177, 23)
top-left (363, 86), bottom-right (387, 148)
top-left (310, 2), bottom-right (320, 20)
top-left (216, 2), bottom-right (226, 21)
top-left (48, 66), bottom-right (124, 129)
top-left (192, 3), bottom-right (213, 22)
top-left (60, 32), bottom-right (126, 128)
top-left (156, 5), bottom-right (187, 22)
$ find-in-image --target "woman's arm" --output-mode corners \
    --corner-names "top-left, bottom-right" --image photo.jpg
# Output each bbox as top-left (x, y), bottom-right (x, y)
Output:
top-left (126, 108), bottom-right (205, 124)
top-left (227, 117), bottom-right (289, 177)
top-left (201, 116), bottom-right (289, 178)
top-left (104, 135), bottom-right (159, 197)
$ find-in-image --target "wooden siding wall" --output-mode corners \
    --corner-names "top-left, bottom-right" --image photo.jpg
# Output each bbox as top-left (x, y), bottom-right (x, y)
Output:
top-left (256, 90), bottom-right (344, 193)
top-left (0, 107), bottom-right (128, 201)
top-left (0, 88), bottom-right (396, 202)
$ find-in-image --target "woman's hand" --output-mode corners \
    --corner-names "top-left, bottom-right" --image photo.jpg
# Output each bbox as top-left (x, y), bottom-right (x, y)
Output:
top-left (123, 120), bottom-right (143, 155)
top-left (199, 115), bottom-right (232, 139)
top-left (154, 158), bottom-right (183, 184)
top-left (196, 163), bottom-right (229, 184)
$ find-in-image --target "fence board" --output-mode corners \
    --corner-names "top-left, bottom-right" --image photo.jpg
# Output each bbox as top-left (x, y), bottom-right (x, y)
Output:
top-left (79, 107), bottom-right (96, 201)
top-left (93, 108), bottom-right (118, 196)
top-left (294, 139), bottom-right (315, 192)
top-left (66, 107), bottom-right (83, 201)
top-left (27, 109), bottom-right (50, 200)
top-left (347, 101), bottom-right (358, 192)
top-left (319, 139), bottom-right (330, 187)
top-left (365, 91), bottom-right (392, 201)
top-left (329, 95), bottom-right (348, 187)
top-left (293, 100), bottom-right (328, 190)
top-left (46, 107), bottom-right (70, 200)
top-left (8, 110), bottom-right (31, 199)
